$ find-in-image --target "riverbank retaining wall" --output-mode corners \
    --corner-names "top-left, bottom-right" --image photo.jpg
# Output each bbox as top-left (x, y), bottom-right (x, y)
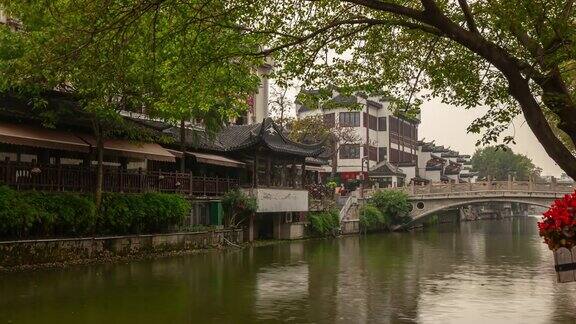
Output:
top-left (341, 220), bottom-right (360, 234)
top-left (0, 229), bottom-right (243, 268)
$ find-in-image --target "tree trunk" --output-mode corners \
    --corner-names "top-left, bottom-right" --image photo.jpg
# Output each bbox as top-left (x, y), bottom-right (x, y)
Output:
top-left (504, 70), bottom-right (576, 179)
top-left (180, 119), bottom-right (186, 172)
top-left (95, 125), bottom-right (104, 209)
top-left (422, 12), bottom-right (576, 179)
top-left (331, 138), bottom-right (337, 178)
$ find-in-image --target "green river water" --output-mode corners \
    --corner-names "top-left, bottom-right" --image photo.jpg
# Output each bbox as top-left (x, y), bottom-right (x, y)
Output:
top-left (1, 217), bottom-right (576, 323)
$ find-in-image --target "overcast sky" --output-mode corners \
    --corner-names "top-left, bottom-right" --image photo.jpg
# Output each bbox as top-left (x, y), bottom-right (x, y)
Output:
top-left (418, 98), bottom-right (564, 177)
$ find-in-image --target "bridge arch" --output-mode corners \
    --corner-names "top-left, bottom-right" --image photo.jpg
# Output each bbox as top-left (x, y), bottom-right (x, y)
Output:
top-left (406, 198), bottom-right (552, 226)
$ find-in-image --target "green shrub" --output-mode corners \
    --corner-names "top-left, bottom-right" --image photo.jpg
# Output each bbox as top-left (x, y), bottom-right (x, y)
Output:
top-left (0, 186), bottom-right (39, 237)
top-left (308, 209), bottom-right (340, 237)
top-left (222, 189), bottom-right (257, 227)
top-left (0, 187), bottom-right (97, 238)
top-left (98, 192), bottom-right (191, 234)
top-left (359, 204), bottom-right (389, 232)
top-left (25, 191), bottom-right (97, 236)
top-left (369, 190), bottom-right (411, 225)
top-left (0, 187), bottom-right (190, 238)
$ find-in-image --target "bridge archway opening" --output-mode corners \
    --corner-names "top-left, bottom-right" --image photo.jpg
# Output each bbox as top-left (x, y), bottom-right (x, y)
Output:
top-left (404, 199), bottom-right (551, 229)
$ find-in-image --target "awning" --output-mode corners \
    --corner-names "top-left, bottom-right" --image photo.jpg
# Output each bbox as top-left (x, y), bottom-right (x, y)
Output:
top-left (0, 121), bottom-right (90, 153)
top-left (285, 164), bottom-right (327, 172)
top-left (305, 165), bottom-right (325, 172)
top-left (80, 136), bottom-right (175, 162)
top-left (189, 152), bottom-right (245, 168)
top-left (166, 149), bottom-right (245, 168)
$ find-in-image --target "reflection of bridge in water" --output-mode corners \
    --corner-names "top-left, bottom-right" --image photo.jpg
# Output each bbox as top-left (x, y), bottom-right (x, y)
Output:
top-left (364, 180), bottom-right (575, 226)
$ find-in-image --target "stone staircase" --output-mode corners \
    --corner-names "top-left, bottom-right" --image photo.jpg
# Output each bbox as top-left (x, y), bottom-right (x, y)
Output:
top-left (339, 192), bottom-right (360, 234)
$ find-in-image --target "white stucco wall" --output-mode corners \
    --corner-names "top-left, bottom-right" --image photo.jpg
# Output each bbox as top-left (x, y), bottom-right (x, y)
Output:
top-left (427, 170), bottom-right (441, 182)
top-left (247, 58), bottom-right (274, 124)
top-left (244, 188), bottom-right (309, 213)
top-left (399, 166), bottom-right (416, 181)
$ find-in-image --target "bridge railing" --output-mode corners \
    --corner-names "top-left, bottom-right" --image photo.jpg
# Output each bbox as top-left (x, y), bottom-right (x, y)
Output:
top-left (364, 180), bottom-right (575, 197)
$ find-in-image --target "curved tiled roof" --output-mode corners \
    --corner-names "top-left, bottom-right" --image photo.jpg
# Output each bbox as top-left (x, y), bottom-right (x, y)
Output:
top-left (153, 117), bottom-right (324, 157)
top-left (426, 156), bottom-right (445, 171)
top-left (410, 175), bottom-right (430, 185)
top-left (216, 118), bottom-right (325, 157)
top-left (369, 161), bottom-right (406, 177)
top-left (444, 161), bottom-right (462, 175)
top-left (441, 150), bottom-right (460, 158)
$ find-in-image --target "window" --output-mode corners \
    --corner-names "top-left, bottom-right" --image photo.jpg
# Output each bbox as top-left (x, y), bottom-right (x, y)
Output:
top-left (19, 154), bottom-right (37, 163)
top-left (339, 144), bottom-right (360, 159)
top-left (323, 113), bottom-right (335, 127)
top-left (362, 113), bottom-right (378, 130)
top-left (369, 115), bottom-right (378, 131)
top-left (378, 147), bottom-right (387, 161)
top-left (378, 117), bottom-right (387, 131)
top-left (190, 202), bottom-right (210, 226)
top-left (389, 116), bottom-right (399, 133)
top-left (368, 146), bottom-right (378, 161)
top-left (389, 148), bottom-right (400, 163)
top-left (339, 112), bottom-right (360, 127)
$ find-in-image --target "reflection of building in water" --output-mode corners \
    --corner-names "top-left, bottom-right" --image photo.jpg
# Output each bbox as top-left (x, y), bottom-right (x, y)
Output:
top-left (336, 236), bottom-right (369, 323)
top-left (255, 263), bottom-right (309, 319)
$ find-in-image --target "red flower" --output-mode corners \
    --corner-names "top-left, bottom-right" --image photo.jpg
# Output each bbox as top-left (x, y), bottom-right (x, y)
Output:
top-left (538, 190), bottom-right (576, 250)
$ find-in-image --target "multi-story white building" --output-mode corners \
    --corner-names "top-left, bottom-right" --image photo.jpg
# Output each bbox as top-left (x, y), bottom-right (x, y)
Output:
top-left (296, 90), bottom-right (419, 187)
top-left (417, 140), bottom-right (475, 183)
top-left (237, 58), bottom-right (273, 125)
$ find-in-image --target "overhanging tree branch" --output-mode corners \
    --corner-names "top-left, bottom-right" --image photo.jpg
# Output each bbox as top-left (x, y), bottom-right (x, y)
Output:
top-left (259, 17), bottom-right (443, 56)
top-left (457, 0), bottom-right (479, 34)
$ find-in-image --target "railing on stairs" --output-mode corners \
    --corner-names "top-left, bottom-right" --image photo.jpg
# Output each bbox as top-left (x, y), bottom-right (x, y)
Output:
top-left (339, 195), bottom-right (357, 222)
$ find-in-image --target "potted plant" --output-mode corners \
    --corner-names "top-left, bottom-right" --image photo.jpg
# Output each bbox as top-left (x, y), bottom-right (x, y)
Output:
top-left (538, 191), bottom-right (576, 283)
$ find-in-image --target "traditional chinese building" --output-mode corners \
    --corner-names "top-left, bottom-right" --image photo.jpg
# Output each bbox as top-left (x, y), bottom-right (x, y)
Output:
top-left (416, 139), bottom-right (475, 184)
top-left (368, 161), bottom-right (406, 188)
top-left (0, 91), bottom-right (324, 241)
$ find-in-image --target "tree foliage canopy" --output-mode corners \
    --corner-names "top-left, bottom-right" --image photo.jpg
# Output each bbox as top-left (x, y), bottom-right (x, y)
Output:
top-left (1, 0), bottom-right (575, 179)
top-left (470, 146), bottom-right (541, 181)
top-left (241, 0), bottom-right (576, 178)
top-left (0, 0), bottom-right (263, 132)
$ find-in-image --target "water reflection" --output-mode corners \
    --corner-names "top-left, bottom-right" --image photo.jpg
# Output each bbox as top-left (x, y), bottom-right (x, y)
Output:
top-left (1, 218), bottom-right (576, 323)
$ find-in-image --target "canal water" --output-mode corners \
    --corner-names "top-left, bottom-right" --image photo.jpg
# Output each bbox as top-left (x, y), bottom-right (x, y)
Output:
top-left (1, 217), bottom-right (576, 323)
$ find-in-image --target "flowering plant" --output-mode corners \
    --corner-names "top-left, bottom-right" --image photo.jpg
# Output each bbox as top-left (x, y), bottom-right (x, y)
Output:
top-left (538, 191), bottom-right (576, 250)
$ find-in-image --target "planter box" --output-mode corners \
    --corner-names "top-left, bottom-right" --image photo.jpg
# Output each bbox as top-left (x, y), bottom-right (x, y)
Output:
top-left (554, 247), bottom-right (576, 283)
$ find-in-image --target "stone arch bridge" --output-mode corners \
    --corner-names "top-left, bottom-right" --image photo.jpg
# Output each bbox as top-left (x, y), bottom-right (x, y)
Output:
top-left (364, 180), bottom-right (574, 226)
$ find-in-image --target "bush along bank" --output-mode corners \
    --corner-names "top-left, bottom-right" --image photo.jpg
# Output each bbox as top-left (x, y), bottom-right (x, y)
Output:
top-left (360, 190), bottom-right (411, 233)
top-left (0, 186), bottom-right (191, 240)
top-left (308, 209), bottom-right (340, 237)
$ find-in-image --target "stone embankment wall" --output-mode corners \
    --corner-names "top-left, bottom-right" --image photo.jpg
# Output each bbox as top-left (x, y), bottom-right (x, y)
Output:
top-left (341, 220), bottom-right (360, 234)
top-left (0, 229), bottom-right (243, 268)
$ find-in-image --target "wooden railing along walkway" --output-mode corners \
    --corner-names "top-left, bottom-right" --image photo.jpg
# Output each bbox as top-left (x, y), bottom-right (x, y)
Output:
top-left (0, 161), bottom-right (240, 196)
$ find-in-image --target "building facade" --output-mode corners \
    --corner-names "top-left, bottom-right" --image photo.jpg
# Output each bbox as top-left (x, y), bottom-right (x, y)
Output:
top-left (296, 90), bottom-right (419, 186)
